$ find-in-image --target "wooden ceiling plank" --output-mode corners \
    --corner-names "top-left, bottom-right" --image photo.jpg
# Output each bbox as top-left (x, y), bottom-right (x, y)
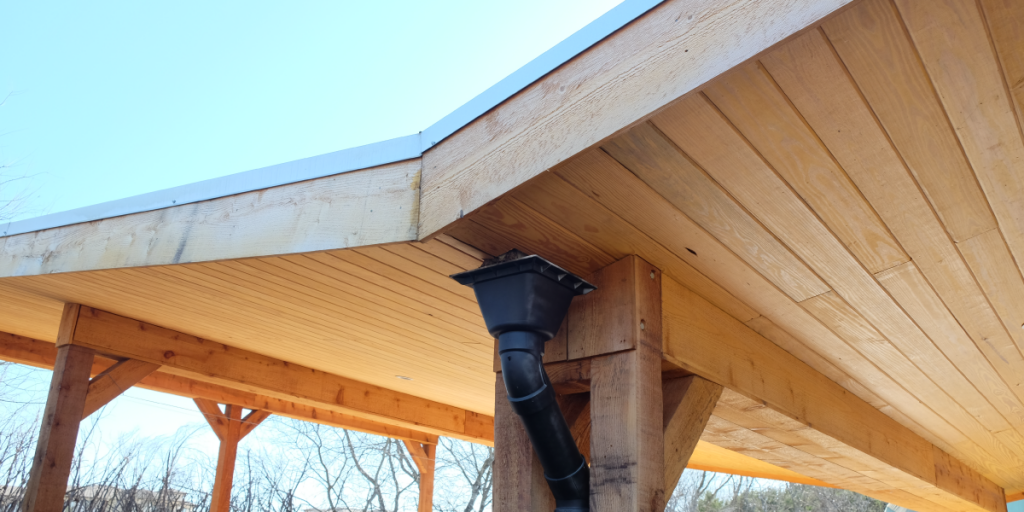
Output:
top-left (67, 306), bottom-right (480, 440)
top-left (298, 251), bottom-right (487, 332)
top-left (715, 391), bottom-right (1000, 511)
top-left (761, 27), bottom-right (1024, 424)
top-left (801, 290), bottom-right (1023, 474)
top-left (822, 0), bottom-right (998, 243)
top-left (469, 196), bottom-right (616, 277)
top-left (550, 150), bottom-right (974, 457)
top-left (444, 219), bottom-right (515, 259)
top-left (602, 123), bottom-right (830, 303)
top-left (0, 331), bottom-right (453, 445)
top-left (330, 248), bottom-right (480, 313)
top-left (135, 263), bottom-right (490, 371)
top-left (422, 236), bottom-right (487, 270)
top-left (875, 263), bottom-right (1024, 430)
top-left (663, 275), bottom-right (1007, 511)
top-left (16, 269), bottom-right (491, 410)
top-left (652, 93), bottom-right (1022, 471)
top-left (377, 243), bottom-right (468, 280)
top-left (149, 262), bottom-right (489, 376)
top-left (957, 230), bottom-right (1024, 353)
top-left (897, 0), bottom-right (1024, 281)
top-left (703, 61), bottom-right (908, 275)
top-left (274, 253), bottom-right (490, 340)
top-left (511, 172), bottom-right (759, 324)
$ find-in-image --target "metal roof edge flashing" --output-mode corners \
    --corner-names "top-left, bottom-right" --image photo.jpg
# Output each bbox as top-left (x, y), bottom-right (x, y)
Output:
top-left (2, 0), bottom-right (665, 238)
top-left (1, 133), bottom-right (422, 237)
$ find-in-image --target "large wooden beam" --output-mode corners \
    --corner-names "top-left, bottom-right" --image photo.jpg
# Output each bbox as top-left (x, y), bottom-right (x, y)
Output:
top-left (0, 160), bottom-right (420, 277)
top-left (0, 330), bottom-right (485, 445)
top-left (418, 0), bottom-right (855, 239)
top-left (661, 276), bottom-right (1007, 512)
top-left (22, 305), bottom-right (95, 512)
top-left (59, 305), bottom-right (492, 443)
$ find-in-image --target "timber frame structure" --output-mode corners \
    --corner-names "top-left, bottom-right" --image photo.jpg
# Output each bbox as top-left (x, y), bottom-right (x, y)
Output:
top-left (3, 0), bottom-right (1024, 511)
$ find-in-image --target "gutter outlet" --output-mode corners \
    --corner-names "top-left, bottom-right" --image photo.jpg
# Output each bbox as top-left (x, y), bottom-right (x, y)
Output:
top-left (453, 250), bottom-right (595, 512)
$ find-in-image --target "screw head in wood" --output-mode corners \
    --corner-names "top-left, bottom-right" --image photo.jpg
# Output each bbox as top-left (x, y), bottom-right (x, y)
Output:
top-left (650, 271), bottom-right (655, 279)
top-left (640, 320), bottom-right (646, 330)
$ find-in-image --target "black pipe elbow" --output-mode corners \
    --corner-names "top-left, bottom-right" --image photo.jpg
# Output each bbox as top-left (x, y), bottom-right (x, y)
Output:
top-left (499, 331), bottom-right (590, 511)
top-left (452, 251), bottom-right (595, 512)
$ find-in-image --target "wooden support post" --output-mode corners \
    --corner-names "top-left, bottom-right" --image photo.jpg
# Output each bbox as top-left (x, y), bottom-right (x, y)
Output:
top-left (194, 399), bottom-right (270, 512)
top-left (491, 255), bottom-right (665, 512)
top-left (22, 304), bottom-right (95, 512)
top-left (403, 435), bottom-right (439, 512)
top-left (662, 376), bottom-right (724, 497)
top-left (591, 344), bottom-right (664, 512)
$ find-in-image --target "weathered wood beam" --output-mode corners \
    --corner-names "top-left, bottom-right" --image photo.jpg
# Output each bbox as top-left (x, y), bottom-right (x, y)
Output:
top-left (0, 330), bottom-right (480, 445)
top-left (0, 160), bottom-right (421, 277)
top-left (662, 276), bottom-right (1006, 512)
top-left (22, 304), bottom-right (95, 512)
top-left (404, 436), bottom-right (439, 512)
top-left (591, 343), bottom-right (664, 512)
top-left (418, 0), bottom-right (856, 238)
top-left (59, 305), bottom-right (492, 443)
top-left (82, 359), bottom-right (159, 418)
top-left (663, 376), bottom-right (723, 496)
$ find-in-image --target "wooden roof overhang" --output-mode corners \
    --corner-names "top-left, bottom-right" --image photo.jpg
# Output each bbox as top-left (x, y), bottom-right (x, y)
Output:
top-left (2, 0), bottom-right (1024, 510)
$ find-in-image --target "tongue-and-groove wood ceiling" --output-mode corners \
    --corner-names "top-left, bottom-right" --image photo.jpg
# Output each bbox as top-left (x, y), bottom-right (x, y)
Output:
top-left (2, 0), bottom-right (1023, 508)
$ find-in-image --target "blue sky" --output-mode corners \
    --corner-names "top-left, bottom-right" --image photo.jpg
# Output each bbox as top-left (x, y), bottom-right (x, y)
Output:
top-left (1, 0), bottom-right (621, 222)
top-left (0, 0), bottom-right (622, 470)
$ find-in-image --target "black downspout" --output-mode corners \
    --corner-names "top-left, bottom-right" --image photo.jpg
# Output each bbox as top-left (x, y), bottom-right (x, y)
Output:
top-left (452, 251), bottom-right (595, 512)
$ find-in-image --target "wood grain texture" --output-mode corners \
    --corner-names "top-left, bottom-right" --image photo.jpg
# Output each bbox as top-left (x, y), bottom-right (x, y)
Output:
top-left (82, 358), bottom-right (160, 418)
top-left (822, 0), bottom-right (997, 242)
top-left (687, 441), bottom-right (835, 488)
top-left (0, 160), bottom-right (421, 277)
top-left (603, 122), bottom-right (829, 302)
top-left (210, 404), bottom-right (242, 512)
top-left (762, 26), bottom-right (1024, 426)
top-left (591, 344), bottom-right (664, 512)
top-left (663, 376), bottom-right (723, 496)
top-left (703, 61), bottom-right (907, 274)
top-left (22, 343), bottom-right (95, 512)
top-left (897, 0), bottom-right (1024, 280)
top-left (418, 0), bottom-right (854, 238)
top-left (653, 92), bottom-right (1021, 474)
top-left (662, 275), bottom-right (1006, 511)
top-left (512, 172), bottom-right (758, 324)
top-left (0, 330), bottom-right (452, 445)
top-left (957, 229), bottom-right (1024, 352)
top-left (493, 374), bottom-right (553, 512)
top-left (567, 255), bottom-right (660, 359)
top-left (67, 306), bottom-right (487, 442)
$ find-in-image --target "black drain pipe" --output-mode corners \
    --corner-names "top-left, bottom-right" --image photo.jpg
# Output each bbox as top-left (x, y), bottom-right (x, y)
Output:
top-left (452, 251), bottom-right (595, 512)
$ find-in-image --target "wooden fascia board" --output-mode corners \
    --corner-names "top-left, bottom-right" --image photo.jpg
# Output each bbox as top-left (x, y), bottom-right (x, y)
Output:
top-left (0, 330), bottom-right (484, 445)
top-left (661, 276), bottom-right (1007, 512)
top-left (0, 159), bottom-right (421, 278)
top-left (417, 0), bottom-right (857, 239)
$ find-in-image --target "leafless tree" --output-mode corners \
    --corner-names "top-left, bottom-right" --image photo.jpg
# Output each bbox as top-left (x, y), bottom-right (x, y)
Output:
top-left (433, 438), bottom-right (493, 512)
